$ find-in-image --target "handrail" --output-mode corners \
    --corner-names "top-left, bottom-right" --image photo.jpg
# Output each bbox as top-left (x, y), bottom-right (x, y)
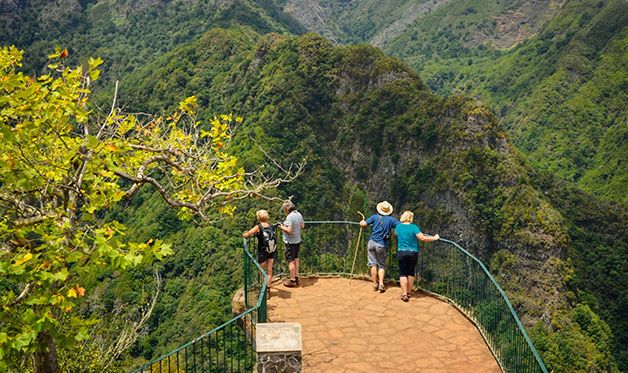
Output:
top-left (438, 238), bottom-right (548, 373)
top-left (132, 237), bottom-right (268, 372)
top-left (132, 306), bottom-right (259, 371)
top-left (243, 237), bottom-right (268, 322)
top-left (133, 221), bottom-right (547, 373)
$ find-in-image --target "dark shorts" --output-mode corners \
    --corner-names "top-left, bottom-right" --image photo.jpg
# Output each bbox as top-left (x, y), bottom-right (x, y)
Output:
top-left (398, 251), bottom-right (418, 277)
top-left (257, 247), bottom-right (276, 263)
top-left (284, 243), bottom-right (300, 262)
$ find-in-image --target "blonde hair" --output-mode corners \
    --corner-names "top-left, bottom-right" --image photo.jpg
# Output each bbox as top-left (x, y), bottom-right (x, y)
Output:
top-left (400, 211), bottom-right (414, 223)
top-left (256, 209), bottom-right (269, 222)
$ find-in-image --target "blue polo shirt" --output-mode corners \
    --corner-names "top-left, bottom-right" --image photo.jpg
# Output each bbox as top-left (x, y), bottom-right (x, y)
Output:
top-left (365, 214), bottom-right (399, 246)
top-left (395, 223), bottom-right (421, 252)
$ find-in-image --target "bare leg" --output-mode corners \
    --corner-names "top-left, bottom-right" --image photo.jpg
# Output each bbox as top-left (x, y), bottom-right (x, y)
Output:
top-left (288, 260), bottom-right (297, 280)
top-left (266, 258), bottom-right (274, 285)
top-left (295, 258), bottom-right (299, 280)
top-left (400, 276), bottom-right (408, 296)
top-left (407, 275), bottom-right (415, 296)
top-left (370, 266), bottom-right (378, 287)
top-left (378, 268), bottom-right (385, 287)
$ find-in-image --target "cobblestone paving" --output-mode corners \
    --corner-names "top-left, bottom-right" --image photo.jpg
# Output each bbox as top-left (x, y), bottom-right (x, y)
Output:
top-left (268, 277), bottom-right (501, 372)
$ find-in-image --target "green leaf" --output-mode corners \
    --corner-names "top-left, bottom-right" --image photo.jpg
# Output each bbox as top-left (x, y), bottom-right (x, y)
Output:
top-left (52, 268), bottom-right (69, 282)
top-left (74, 328), bottom-right (89, 342)
top-left (87, 135), bottom-right (99, 149)
top-left (0, 124), bottom-right (15, 142)
top-left (13, 330), bottom-right (37, 351)
top-left (154, 242), bottom-right (174, 260)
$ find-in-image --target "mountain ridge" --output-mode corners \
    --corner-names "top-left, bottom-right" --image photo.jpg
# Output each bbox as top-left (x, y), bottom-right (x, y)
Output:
top-left (115, 28), bottom-right (620, 371)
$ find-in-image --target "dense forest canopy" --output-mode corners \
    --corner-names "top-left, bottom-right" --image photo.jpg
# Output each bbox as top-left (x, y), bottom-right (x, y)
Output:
top-left (282, 0), bottom-right (627, 203)
top-left (1, 0), bottom-right (626, 371)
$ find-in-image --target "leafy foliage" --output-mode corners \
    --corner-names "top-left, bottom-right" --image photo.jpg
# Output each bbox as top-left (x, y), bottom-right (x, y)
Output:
top-left (0, 45), bottom-right (296, 371)
top-left (115, 29), bottom-right (620, 371)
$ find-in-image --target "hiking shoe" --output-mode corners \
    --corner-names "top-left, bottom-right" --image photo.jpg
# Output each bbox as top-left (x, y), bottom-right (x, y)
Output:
top-left (378, 284), bottom-right (385, 293)
top-left (283, 278), bottom-right (297, 287)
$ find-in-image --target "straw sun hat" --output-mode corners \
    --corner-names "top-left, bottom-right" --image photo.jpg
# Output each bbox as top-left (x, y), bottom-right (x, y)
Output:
top-left (376, 201), bottom-right (393, 216)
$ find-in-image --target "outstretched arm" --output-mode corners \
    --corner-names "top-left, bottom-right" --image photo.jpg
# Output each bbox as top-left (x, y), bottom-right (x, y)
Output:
top-left (417, 232), bottom-right (440, 242)
top-left (243, 225), bottom-right (260, 238)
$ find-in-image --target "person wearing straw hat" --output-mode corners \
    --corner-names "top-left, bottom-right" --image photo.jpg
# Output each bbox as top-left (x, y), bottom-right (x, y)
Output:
top-left (359, 201), bottom-right (399, 293)
top-left (395, 210), bottom-right (439, 302)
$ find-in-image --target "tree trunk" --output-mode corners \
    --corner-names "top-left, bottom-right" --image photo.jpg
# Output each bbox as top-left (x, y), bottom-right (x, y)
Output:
top-left (34, 330), bottom-right (59, 373)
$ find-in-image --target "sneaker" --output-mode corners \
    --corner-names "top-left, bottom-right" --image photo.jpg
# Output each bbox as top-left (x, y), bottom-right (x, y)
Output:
top-left (283, 278), bottom-right (297, 287)
top-left (378, 284), bottom-right (385, 293)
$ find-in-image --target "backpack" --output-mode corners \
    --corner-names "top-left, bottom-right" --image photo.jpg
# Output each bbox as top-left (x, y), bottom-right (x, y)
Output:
top-left (257, 224), bottom-right (277, 254)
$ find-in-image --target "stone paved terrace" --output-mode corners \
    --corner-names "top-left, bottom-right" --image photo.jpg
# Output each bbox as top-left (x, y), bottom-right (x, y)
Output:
top-left (267, 277), bottom-right (501, 372)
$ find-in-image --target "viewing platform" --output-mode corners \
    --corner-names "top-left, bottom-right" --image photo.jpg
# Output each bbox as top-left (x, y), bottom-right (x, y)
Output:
top-left (134, 222), bottom-right (547, 373)
top-left (268, 277), bottom-right (500, 372)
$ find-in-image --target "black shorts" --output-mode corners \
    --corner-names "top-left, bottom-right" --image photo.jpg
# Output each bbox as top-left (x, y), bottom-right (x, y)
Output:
top-left (284, 243), bottom-right (300, 262)
top-left (257, 247), bottom-right (276, 263)
top-left (397, 251), bottom-right (418, 277)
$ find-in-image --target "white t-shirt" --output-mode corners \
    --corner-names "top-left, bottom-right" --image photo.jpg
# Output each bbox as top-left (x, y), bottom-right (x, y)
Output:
top-left (282, 210), bottom-right (304, 244)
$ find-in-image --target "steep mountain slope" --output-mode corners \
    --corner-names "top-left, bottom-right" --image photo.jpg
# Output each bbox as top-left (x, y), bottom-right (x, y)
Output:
top-left (281, 0), bottom-right (627, 203)
top-left (117, 28), bottom-right (620, 371)
top-left (2, 1), bottom-right (624, 370)
top-left (0, 0), bottom-right (304, 83)
top-left (281, 0), bottom-right (565, 48)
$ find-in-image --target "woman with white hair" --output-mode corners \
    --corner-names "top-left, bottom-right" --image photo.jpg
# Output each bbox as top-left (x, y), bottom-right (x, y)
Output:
top-left (395, 210), bottom-right (439, 302)
top-left (243, 210), bottom-right (276, 296)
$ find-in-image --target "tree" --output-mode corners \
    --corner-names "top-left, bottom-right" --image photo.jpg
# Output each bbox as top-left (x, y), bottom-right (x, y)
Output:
top-left (0, 46), bottom-right (303, 372)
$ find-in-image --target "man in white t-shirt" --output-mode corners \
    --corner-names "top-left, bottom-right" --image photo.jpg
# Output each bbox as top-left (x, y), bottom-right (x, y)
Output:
top-left (279, 201), bottom-right (304, 287)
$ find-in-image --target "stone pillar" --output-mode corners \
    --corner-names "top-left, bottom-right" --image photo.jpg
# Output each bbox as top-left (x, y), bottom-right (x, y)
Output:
top-left (256, 323), bottom-right (302, 373)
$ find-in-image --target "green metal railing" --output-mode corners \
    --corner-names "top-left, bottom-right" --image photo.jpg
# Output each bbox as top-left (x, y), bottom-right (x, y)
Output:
top-left (132, 239), bottom-right (267, 373)
top-left (270, 221), bottom-right (547, 373)
top-left (134, 221), bottom-right (547, 372)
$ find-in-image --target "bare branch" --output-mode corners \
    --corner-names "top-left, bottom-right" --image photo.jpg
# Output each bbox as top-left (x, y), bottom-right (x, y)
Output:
top-left (113, 170), bottom-right (206, 219)
top-left (14, 212), bottom-right (58, 228)
top-left (9, 283), bottom-right (33, 307)
top-left (109, 80), bottom-right (119, 117)
top-left (101, 269), bottom-right (162, 370)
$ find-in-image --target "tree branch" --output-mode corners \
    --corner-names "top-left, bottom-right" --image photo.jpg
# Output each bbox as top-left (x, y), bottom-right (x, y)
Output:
top-left (113, 170), bottom-right (205, 219)
top-left (14, 212), bottom-right (58, 228)
top-left (9, 282), bottom-right (33, 307)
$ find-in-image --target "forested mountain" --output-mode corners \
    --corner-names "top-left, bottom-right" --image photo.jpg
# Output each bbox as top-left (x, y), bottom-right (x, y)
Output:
top-left (0, 0), bottom-right (303, 84)
top-left (1, 0), bottom-right (626, 372)
top-left (116, 29), bottom-right (621, 371)
top-left (282, 0), bottom-right (627, 203)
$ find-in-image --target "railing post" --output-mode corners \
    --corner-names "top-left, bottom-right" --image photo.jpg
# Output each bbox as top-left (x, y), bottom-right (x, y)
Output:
top-left (259, 288), bottom-right (267, 323)
top-left (243, 238), bottom-right (249, 309)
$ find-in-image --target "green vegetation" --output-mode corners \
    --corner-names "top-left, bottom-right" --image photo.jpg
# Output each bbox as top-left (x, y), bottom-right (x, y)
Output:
top-left (114, 29), bottom-right (620, 371)
top-left (0, 0), bottom-right (303, 86)
top-left (1, 0), bottom-right (625, 371)
top-left (0, 46), bottom-right (296, 372)
top-left (281, 0), bottom-right (627, 203)
top-left (390, 0), bottom-right (627, 203)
